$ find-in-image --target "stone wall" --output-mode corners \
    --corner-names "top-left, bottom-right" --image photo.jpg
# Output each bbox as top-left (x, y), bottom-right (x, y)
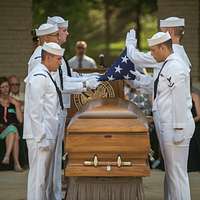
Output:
top-left (157, 0), bottom-right (200, 85)
top-left (0, 0), bottom-right (32, 82)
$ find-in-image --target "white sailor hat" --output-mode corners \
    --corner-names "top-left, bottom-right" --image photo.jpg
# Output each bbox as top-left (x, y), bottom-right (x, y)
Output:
top-left (42, 42), bottom-right (65, 56)
top-left (47, 16), bottom-right (68, 28)
top-left (160, 17), bottom-right (185, 28)
top-left (35, 23), bottom-right (58, 36)
top-left (148, 32), bottom-right (171, 47)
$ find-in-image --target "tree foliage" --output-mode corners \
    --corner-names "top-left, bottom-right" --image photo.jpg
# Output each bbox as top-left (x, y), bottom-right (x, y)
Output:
top-left (33, 0), bottom-right (157, 63)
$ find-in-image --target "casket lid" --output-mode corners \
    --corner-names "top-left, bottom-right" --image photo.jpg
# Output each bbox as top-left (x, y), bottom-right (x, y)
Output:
top-left (67, 98), bottom-right (148, 133)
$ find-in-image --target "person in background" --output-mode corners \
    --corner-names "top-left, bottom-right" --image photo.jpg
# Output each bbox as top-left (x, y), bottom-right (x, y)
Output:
top-left (0, 77), bottom-right (23, 172)
top-left (68, 41), bottom-right (97, 69)
top-left (8, 75), bottom-right (24, 106)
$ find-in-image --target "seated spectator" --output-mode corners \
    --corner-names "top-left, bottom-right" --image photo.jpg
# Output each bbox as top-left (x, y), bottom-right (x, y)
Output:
top-left (0, 77), bottom-right (23, 172)
top-left (8, 75), bottom-right (24, 111)
top-left (68, 41), bottom-right (97, 69)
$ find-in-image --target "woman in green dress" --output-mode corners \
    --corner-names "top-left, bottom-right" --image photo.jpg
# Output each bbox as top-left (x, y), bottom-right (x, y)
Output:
top-left (0, 77), bottom-right (23, 171)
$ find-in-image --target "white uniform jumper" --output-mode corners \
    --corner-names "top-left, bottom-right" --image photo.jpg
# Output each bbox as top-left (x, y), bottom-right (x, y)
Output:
top-left (27, 46), bottom-right (89, 200)
top-left (152, 54), bottom-right (194, 200)
top-left (126, 40), bottom-right (194, 199)
top-left (23, 63), bottom-right (60, 200)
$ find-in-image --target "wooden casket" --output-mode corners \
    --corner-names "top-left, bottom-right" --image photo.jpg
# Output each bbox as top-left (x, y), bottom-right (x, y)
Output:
top-left (65, 98), bottom-right (150, 177)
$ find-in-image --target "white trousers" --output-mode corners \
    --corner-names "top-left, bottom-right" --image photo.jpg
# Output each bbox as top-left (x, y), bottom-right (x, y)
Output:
top-left (26, 139), bottom-right (56, 200)
top-left (153, 112), bottom-right (195, 200)
top-left (50, 111), bottom-right (67, 200)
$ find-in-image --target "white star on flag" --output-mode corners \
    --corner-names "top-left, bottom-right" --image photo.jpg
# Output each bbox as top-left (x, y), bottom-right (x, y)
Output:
top-left (115, 65), bottom-right (122, 73)
top-left (123, 74), bottom-right (130, 80)
top-left (98, 49), bottom-right (136, 81)
top-left (121, 55), bottom-right (128, 63)
top-left (108, 75), bottom-right (115, 81)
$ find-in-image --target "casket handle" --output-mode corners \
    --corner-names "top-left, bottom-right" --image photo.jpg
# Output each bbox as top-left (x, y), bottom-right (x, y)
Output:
top-left (83, 155), bottom-right (132, 168)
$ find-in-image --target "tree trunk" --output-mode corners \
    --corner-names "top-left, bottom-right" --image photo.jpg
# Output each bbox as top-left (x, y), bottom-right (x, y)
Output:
top-left (136, 4), bottom-right (141, 50)
top-left (104, 2), bottom-right (112, 56)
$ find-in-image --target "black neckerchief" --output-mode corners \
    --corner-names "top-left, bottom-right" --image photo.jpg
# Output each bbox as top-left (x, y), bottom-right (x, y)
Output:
top-left (46, 71), bottom-right (64, 110)
top-left (154, 60), bottom-right (168, 100)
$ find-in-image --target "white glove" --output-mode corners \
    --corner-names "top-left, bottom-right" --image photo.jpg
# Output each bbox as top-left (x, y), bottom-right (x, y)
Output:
top-left (38, 139), bottom-right (51, 151)
top-left (173, 130), bottom-right (185, 145)
top-left (130, 70), bottom-right (142, 81)
top-left (71, 71), bottom-right (79, 77)
top-left (86, 77), bottom-right (101, 90)
top-left (125, 29), bottom-right (137, 47)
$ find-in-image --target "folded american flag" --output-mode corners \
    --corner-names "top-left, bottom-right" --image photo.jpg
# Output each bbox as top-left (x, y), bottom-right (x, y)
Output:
top-left (98, 49), bottom-right (136, 81)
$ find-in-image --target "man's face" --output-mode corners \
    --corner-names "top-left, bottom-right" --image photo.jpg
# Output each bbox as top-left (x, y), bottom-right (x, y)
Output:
top-left (9, 77), bottom-right (20, 94)
top-left (0, 81), bottom-right (10, 96)
top-left (59, 27), bottom-right (69, 45)
top-left (46, 31), bottom-right (59, 43)
top-left (150, 45), bottom-right (165, 62)
top-left (48, 54), bottom-right (62, 71)
top-left (76, 45), bottom-right (86, 57)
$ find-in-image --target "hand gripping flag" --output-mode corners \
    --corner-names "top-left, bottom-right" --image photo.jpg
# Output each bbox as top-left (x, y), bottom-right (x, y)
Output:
top-left (98, 48), bottom-right (136, 81)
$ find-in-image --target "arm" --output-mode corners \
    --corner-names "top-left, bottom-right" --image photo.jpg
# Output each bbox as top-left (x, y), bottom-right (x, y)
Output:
top-left (171, 72), bottom-right (187, 129)
top-left (128, 71), bottom-right (154, 94)
top-left (9, 97), bottom-right (23, 123)
top-left (126, 29), bottom-right (158, 68)
top-left (28, 76), bottom-right (46, 142)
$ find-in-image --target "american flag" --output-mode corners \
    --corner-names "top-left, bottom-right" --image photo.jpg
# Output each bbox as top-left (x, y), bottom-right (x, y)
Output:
top-left (98, 49), bottom-right (136, 81)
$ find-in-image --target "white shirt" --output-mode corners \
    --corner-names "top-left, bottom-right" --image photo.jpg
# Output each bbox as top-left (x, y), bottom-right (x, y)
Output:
top-left (152, 53), bottom-right (192, 129)
top-left (23, 63), bottom-right (59, 141)
top-left (68, 55), bottom-right (97, 69)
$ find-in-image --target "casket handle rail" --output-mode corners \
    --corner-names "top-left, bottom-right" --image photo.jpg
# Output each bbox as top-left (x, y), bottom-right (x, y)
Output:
top-left (84, 155), bottom-right (132, 168)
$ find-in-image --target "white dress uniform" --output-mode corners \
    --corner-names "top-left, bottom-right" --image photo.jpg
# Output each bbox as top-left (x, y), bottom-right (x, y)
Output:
top-left (126, 30), bottom-right (194, 199)
top-left (23, 63), bottom-right (60, 200)
top-left (152, 53), bottom-right (195, 200)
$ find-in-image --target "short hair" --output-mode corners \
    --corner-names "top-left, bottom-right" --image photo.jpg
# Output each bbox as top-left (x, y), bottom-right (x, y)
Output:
top-left (173, 26), bottom-right (185, 37)
top-left (8, 75), bottom-right (19, 83)
top-left (159, 39), bottom-right (172, 50)
top-left (0, 77), bottom-right (9, 86)
top-left (76, 41), bottom-right (87, 49)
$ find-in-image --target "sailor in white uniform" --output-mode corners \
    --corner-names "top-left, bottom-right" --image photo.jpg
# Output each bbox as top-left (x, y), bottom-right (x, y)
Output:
top-left (47, 16), bottom-right (101, 200)
top-left (23, 42), bottom-right (65, 200)
top-left (126, 17), bottom-right (191, 97)
top-left (147, 32), bottom-right (195, 200)
top-left (24, 42), bottom-right (98, 200)
top-left (27, 18), bottom-right (100, 200)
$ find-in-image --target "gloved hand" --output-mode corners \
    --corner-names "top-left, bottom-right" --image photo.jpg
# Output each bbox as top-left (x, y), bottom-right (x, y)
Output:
top-left (86, 77), bottom-right (101, 90)
top-left (173, 130), bottom-right (185, 145)
top-left (71, 71), bottom-right (79, 77)
top-left (38, 139), bottom-right (51, 151)
top-left (130, 70), bottom-right (142, 81)
top-left (125, 29), bottom-right (137, 47)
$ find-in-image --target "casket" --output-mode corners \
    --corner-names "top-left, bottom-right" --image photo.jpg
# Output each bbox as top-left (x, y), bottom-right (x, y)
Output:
top-left (64, 98), bottom-right (150, 177)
